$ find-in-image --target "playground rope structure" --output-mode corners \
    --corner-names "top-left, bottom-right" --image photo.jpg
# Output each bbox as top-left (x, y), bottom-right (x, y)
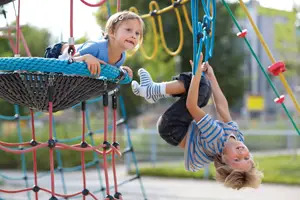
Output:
top-left (219, 0), bottom-right (300, 135)
top-left (0, 0), bottom-right (300, 199)
top-left (0, 0), bottom-right (146, 199)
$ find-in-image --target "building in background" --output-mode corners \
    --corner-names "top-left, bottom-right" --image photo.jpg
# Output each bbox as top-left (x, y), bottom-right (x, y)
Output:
top-left (237, 0), bottom-right (299, 120)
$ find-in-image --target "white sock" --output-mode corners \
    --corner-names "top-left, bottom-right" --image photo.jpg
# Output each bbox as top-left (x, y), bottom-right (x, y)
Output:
top-left (131, 68), bottom-right (168, 103)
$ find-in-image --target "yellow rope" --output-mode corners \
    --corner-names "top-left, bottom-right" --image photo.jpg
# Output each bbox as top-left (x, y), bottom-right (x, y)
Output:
top-left (239, 0), bottom-right (300, 114)
top-left (182, 3), bottom-right (193, 33)
top-left (126, 0), bottom-right (190, 58)
top-left (150, 0), bottom-right (184, 56)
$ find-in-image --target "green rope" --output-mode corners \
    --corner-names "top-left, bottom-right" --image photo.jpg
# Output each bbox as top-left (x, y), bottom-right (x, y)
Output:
top-left (221, 0), bottom-right (300, 135)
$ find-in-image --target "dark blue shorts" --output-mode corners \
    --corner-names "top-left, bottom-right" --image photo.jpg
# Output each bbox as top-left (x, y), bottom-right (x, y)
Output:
top-left (157, 72), bottom-right (211, 146)
top-left (44, 42), bottom-right (66, 58)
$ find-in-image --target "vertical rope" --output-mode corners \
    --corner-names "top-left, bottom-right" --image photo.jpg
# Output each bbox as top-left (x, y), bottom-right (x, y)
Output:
top-left (111, 93), bottom-right (121, 199)
top-left (85, 107), bottom-right (105, 197)
top-left (15, 0), bottom-right (21, 56)
top-left (48, 101), bottom-right (56, 198)
top-left (30, 110), bottom-right (39, 200)
top-left (81, 102), bottom-right (87, 200)
top-left (117, 0), bottom-right (121, 12)
top-left (102, 93), bottom-right (111, 197)
top-left (14, 105), bottom-right (30, 199)
top-left (70, 0), bottom-right (74, 39)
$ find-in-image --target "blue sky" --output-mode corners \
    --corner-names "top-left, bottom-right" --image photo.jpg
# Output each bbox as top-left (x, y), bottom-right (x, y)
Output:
top-left (0, 0), bottom-right (298, 42)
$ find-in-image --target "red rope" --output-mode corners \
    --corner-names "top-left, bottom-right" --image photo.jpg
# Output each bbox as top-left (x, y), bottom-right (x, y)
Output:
top-left (103, 105), bottom-right (111, 196)
top-left (48, 101), bottom-right (56, 197)
top-left (112, 108), bottom-right (119, 195)
top-left (0, 143), bottom-right (48, 153)
top-left (80, 0), bottom-right (107, 7)
top-left (15, 0), bottom-right (20, 55)
top-left (6, 29), bottom-right (17, 54)
top-left (81, 105), bottom-right (87, 199)
top-left (70, 0), bottom-right (73, 38)
top-left (30, 110), bottom-right (39, 200)
top-left (0, 188), bottom-right (32, 193)
top-left (0, 141), bottom-right (30, 147)
top-left (117, 0), bottom-right (121, 12)
top-left (20, 30), bottom-right (32, 57)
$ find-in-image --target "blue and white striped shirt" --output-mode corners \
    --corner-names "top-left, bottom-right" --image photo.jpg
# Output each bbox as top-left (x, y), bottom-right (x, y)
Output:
top-left (184, 114), bottom-right (244, 172)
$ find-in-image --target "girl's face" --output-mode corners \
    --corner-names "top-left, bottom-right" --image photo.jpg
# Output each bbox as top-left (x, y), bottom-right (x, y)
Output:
top-left (110, 19), bottom-right (142, 51)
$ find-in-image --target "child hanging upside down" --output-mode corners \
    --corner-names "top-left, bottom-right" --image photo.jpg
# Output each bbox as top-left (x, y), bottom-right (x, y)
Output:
top-left (45, 11), bottom-right (144, 78)
top-left (131, 54), bottom-right (263, 190)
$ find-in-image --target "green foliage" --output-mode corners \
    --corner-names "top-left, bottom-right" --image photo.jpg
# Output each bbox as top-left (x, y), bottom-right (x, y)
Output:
top-left (75, 35), bottom-right (89, 44)
top-left (0, 38), bottom-right (13, 57)
top-left (18, 25), bottom-right (51, 57)
top-left (137, 155), bottom-right (300, 185)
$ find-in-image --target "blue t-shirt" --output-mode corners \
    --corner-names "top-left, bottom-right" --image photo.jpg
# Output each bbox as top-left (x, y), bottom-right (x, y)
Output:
top-left (78, 39), bottom-right (126, 68)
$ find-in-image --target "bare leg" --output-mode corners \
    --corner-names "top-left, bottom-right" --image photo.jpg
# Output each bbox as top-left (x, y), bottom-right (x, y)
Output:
top-left (165, 80), bottom-right (186, 95)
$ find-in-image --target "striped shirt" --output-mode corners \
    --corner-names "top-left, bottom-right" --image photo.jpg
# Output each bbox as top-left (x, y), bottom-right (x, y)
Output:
top-left (184, 114), bottom-right (244, 172)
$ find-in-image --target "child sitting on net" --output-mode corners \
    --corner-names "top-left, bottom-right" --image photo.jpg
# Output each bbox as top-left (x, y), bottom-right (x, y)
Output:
top-left (45, 11), bottom-right (144, 78)
top-left (131, 54), bottom-right (263, 190)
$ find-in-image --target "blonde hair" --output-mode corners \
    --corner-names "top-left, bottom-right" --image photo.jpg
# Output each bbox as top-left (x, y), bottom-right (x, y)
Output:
top-left (214, 155), bottom-right (263, 190)
top-left (104, 11), bottom-right (144, 49)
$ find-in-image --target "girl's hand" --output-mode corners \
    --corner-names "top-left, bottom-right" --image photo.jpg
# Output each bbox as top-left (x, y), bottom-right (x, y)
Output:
top-left (120, 66), bottom-right (133, 78)
top-left (84, 54), bottom-right (106, 75)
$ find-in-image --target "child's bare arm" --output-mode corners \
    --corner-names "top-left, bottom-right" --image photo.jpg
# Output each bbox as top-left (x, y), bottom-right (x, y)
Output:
top-left (203, 63), bottom-right (232, 122)
top-left (73, 53), bottom-right (106, 75)
top-left (186, 54), bottom-right (206, 122)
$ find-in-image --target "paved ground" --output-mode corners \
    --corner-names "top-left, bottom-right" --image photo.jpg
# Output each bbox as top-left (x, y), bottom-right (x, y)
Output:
top-left (1, 168), bottom-right (300, 200)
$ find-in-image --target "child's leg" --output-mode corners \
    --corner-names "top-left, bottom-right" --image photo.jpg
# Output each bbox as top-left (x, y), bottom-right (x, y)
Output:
top-left (44, 42), bottom-right (67, 58)
top-left (132, 68), bottom-right (211, 107)
top-left (157, 74), bottom-right (212, 146)
top-left (131, 68), bottom-right (186, 103)
top-left (157, 96), bottom-right (192, 146)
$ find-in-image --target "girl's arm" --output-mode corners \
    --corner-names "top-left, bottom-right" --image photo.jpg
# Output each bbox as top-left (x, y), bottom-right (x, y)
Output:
top-left (186, 54), bottom-right (206, 122)
top-left (73, 53), bottom-right (106, 75)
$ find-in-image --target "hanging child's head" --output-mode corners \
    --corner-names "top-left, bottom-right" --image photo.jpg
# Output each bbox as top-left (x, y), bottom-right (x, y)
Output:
top-left (104, 11), bottom-right (144, 50)
top-left (213, 154), bottom-right (263, 190)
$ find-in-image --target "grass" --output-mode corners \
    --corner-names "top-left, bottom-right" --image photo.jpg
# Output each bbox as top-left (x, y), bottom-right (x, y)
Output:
top-left (136, 154), bottom-right (300, 185)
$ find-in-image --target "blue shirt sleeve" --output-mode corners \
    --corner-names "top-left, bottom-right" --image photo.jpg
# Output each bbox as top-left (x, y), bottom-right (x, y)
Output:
top-left (78, 42), bottom-right (100, 58)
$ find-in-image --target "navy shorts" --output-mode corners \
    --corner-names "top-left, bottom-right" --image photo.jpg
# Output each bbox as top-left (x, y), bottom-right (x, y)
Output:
top-left (44, 42), bottom-right (66, 58)
top-left (157, 72), bottom-right (211, 146)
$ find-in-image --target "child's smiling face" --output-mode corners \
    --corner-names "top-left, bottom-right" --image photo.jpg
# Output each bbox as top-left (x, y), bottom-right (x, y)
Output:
top-left (222, 138), bottom-right (253, 171)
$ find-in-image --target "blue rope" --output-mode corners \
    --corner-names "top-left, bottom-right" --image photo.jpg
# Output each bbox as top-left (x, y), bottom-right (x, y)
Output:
top-left (191, 0), bottom-right (216, 74)
top-left (0, 57), bottom-right (132, 84)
